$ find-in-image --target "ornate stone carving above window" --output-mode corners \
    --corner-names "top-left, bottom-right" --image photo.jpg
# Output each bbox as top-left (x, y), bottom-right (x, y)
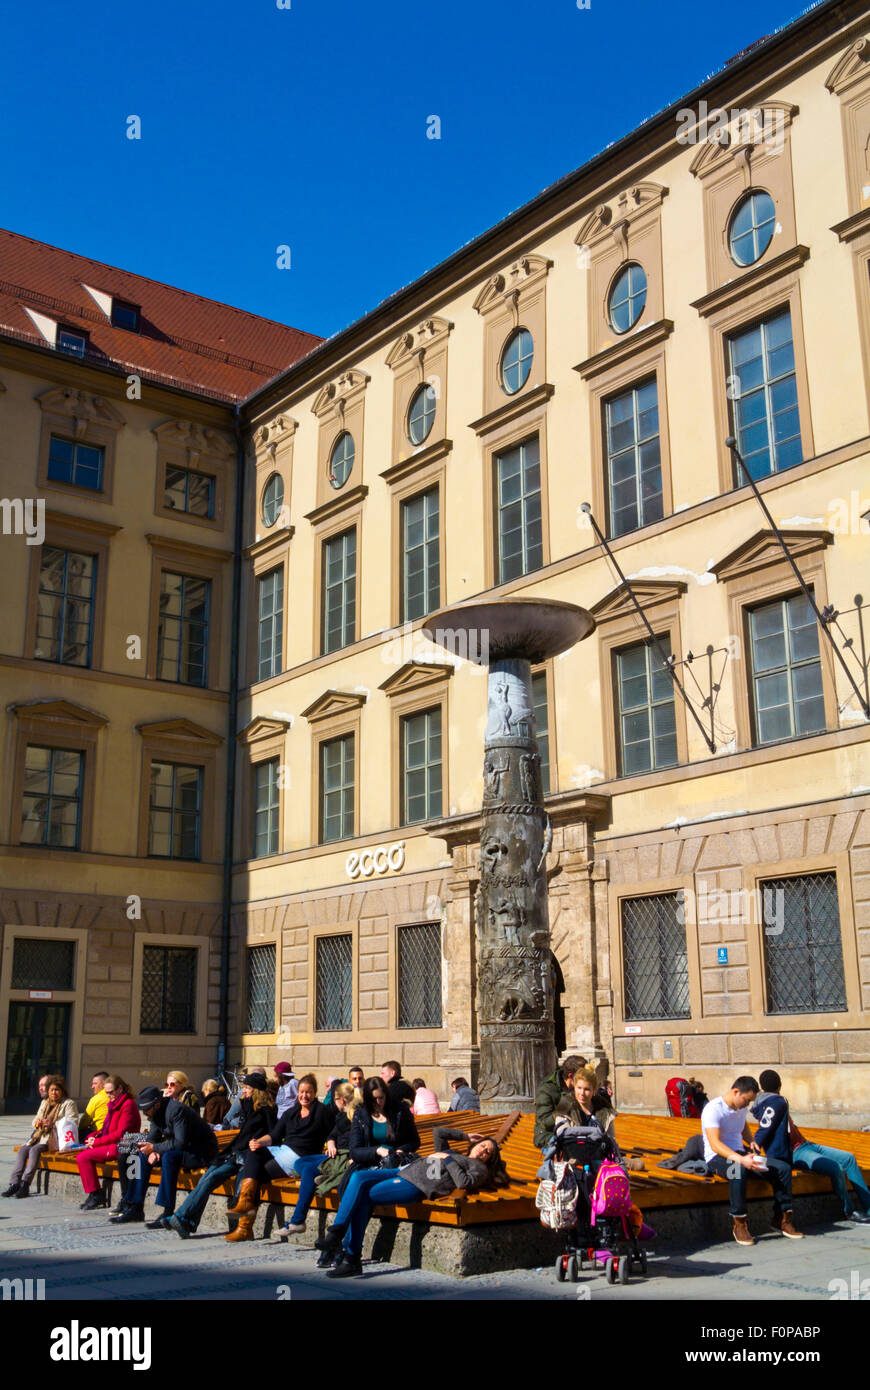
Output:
top-left (473, 254), bottom-right (552, 420)
top-left (250, 413), bottom-right (298, 542)
top-left (386, 317), bottom-right (452, 468)
top-left (153, 418), bottom-right (234, 532)
top-left (36, 387), bottom-right (126, 505)
top-left (310, 369), bottom-right (369, 512)
top-left (574, 182), bottom-right (668, 365)
top-left (826, 37), bottom-right (870, 218)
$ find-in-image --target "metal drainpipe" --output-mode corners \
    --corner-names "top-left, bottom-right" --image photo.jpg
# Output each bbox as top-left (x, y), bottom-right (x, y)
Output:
top-left (218, 403), bottom-right (245, 1074)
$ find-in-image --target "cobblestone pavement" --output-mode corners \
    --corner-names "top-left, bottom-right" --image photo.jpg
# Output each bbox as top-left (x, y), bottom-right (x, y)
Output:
top-left (1, 1118), bottom-right (867, 1302)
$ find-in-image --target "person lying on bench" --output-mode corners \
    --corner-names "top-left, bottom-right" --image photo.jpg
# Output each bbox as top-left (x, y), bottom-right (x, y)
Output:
top-left (316, 1126), bottom-right (506, 1279)
top-left (110, 1085), bottom-right (217, 1227)
top-left (757, 1070), bottom-right (870, 1224)
top-left (702, 1075), bottom-right (802, 1247)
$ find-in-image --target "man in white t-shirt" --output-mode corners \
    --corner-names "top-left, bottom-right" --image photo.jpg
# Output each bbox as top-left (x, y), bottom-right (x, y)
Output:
top-left (702, 1075), bottom-right (797, 1247)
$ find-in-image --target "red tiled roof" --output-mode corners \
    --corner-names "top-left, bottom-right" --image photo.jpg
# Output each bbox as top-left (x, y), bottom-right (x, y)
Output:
top-left (0, 228), bottom-right (323, 403)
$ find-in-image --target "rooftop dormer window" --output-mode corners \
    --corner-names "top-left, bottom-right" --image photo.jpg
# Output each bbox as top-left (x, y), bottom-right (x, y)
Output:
top-left (111, 299), bottom-right (140, 332)
top-left (57, 326), bottom-right (88, 357)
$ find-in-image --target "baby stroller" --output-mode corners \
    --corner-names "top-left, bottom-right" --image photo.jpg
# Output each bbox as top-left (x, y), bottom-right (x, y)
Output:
top-left (539, 1124), bottom-right (650, 1286)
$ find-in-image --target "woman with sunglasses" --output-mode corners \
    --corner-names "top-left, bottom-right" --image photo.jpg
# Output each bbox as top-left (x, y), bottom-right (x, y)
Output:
top-left (164, 1071), bottom-right (200, 1113)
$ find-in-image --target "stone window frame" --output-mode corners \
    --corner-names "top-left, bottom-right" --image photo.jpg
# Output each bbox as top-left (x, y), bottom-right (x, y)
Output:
top-left (24, 510), bottom-right (121, 670)
top-left (573, 182), bottom-right (668, 366)
top-left (711, 531), bottom-right (838, 753)
top-left (575, 329), bottom-right (674, 542)
top-left (304, 488), bottom-right (367, 658)
top-left (0, 924), bottom-right (88, 1091)
top-left (475, 405), bottom-right (552, 593)
top-left (309, 924), bottom-right (359, 1035)
top-left (145, 533), bottom-right (231, 690)
top-left (687, 102), bottom-right (799, 294)
top-left (152, 419), bottom-right (234, 533)
top-left (243, 941), bottom-right (278, 1036)
top-left (244, 529), bottom-right (294, 689)
top-left (310, 370), bottom-right (369, 513)
top-left (742, 852), bottom-right (863, 1024)
top-left (301, 690), bottom-right (366, 847)
top-left (832, 212), bottom-right (870, 420)
top-left (530, 659), bottom-right (558, 795)
top-left (236, 716), bottom-right (289, 864)
top-left (7, 700), bottom-right (107, 855)
top-left (129, 930), bottom-right (210, 1049)
top-left (608, 873), bottom-right (702, 1031)
top-left (380, 449), bottom-right (449, 629)
top-left (589, 581), bottom-right (690, 782)
top-left (250, 413), bottom-right (297, 541)
top-left (393, 918), bottom-right (444, 1032)
top-left (472, 254), bottom-right (552, 423)
top-left (135, 718), bottom-right (224, 864)
top-left (36, 387), bottom-right (125, 506)
top-left (690, 248), bottom-right (814, 494)
top-left (378, 661), bottom-right (453, 830)
top-left (825, 37), bottom-right (870, 219)
top-left (385, 316), bottom-right (452, 467)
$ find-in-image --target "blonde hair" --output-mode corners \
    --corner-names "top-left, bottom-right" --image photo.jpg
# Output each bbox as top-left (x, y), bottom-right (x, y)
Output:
top-left (576, 1067), bottom-right (598, 1089)
top-left (167, 1070), bottom-right (192, 1091)
top-left (333, 1083), bottom-right (354, 1105)
top-left (250, 1087), bottom-right (272, 1112)
top-left (201, 1079), bottom-right (218, 1098)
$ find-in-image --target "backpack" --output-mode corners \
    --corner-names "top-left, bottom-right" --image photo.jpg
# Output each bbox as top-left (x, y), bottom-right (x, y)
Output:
top-left (535, 1159), bottom-right (579, 1230)
top-left (665, 1076), bottom-right (703, 1119)
top-left (589, 1160), bottom-right (633, 1227)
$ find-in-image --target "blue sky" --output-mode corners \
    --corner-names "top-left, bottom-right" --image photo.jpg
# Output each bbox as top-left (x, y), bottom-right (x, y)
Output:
top-left (2, 0), bottom-right (814, 340)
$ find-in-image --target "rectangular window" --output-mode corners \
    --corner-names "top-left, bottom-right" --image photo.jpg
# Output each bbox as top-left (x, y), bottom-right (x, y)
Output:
top-left (315, 934), bottom-right (353, 1031)
top-left (401, 707), bottom-right (442, 825)
top-left (35, 547), bottom-right (96, 667)
top-left (47, 435), bottom-right (104, 491)
top-left (157, 571), bottom-right (210, 686)
top-left (496, 435), bottom-right (542, 583)
top-left (322, 528), bottom-right (356, 653)
top-left (111, 299), bottom-right (140, 332)
top-left (20, 746), bottom-right (83, 849)
top-left (246, 943), bottom-right (276, 1033)
top-left (762, 873), bottom-right (846, 1014)
top-left (57, 327), bottom-right (87, 357)
top-left (615, 638), bottom-right (678, 775)
top-left (148, 762), bottom-right (203, 860)
top-left (163, 465), bottom-right (215, 519)
top-left (532, 671), bottom-right (550, 795)
top-left (748, 593), bottom-right (825, 745)
top-left (141, 945), bottom-right (196, 1033)
top-left (11, 938), bottom-right (76, 991)
top-left (257, 568), bottom-right (283, 682)
top-left (622, 892), bottom-right (690, 1021)
top-left (319, 734), bottom-right (355, 843)
top-left (397, 923), bottom-right (442, 1028)
top-left (728, 310), bottom-right (802, 481)
top-left (402, 487), bottom-right (440, 621)
top-left (253, 758), bottom-right (280, 858)
top-left (605, 379), bottom-right (663, 537)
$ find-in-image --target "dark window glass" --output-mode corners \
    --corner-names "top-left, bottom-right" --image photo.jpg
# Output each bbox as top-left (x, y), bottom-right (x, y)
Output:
top-left (148, 762), bottom-right (203, 860)
top-left (532, 670), bottom-right (550, 795)
top-left (397, 923), bottom-right (442, 1028)
top-left (320, 734), bottom-right (354, 843)
top-left (246, 943), bottom-right (276, 1033)
top-left (762, 873), bottom-right (846, 1014)
top-left (728, 310), bottom-right (802, 480)
top-left (322, 529), bottom-right (356, 653)
top-left (253, 758), bottom-right (280, 858)
top-left (496, 435), bottom-right (542, 582)
top-left (622, 892), bottom-right (690, 1021)
top-left (157, 571), bottom-right (210, 686)
top-left (141, 946), bottom-right (196, 1033)
top-left (57, 328), bottom-right (87, 357)
top-left (748, 593), bottom-right (825, 745)
top-left (500, 327), bottom-right (534, 395)
top-left (328, 432), bottom-right (355, 489)
top-left (261, 473), bottom-right (284, 526)
top-left (729, 190), bottom-right (776, 266)
top-left (608, 263), bottom-right (647, 333)
top-left (605, 378), bottom-right (663, 537)
top-left (407, 383), bottom-right (437, 445)
top-left (402, 487), bottom-right (439, 621)
top-left (20, 746), bottom-right (83, 849)
top-left (111, 300), bottom-right (140, 331)
top-left (11, 938), bottom-right (76, 991)
top-left (163, 466), bottom-right (215, 518)
top-left (35, 547), bottom-right (96, 667)
top-left (615, 638), bottom-right (678, 774)
top-left (47, 435), bottom-right (104, 491)
top-left (257, 568), bottom-right (284, 681)
top-left (401, 707), bottom-right (442, 825)
top-left (315, 934), bottom-right (352, 1031)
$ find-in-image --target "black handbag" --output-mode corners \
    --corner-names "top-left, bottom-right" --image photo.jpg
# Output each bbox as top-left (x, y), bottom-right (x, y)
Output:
top-left (116, 1131), bottom-right (145, 1156)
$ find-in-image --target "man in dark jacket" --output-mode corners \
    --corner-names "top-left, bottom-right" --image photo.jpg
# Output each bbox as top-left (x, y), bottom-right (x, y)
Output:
top-left (380, 1061), bottom-right (415, 1107)
top-left (745, 1070), bottom-right (802, 1240)
top-left (534, 1055), bottom-right (589, 1149)
top-left (110, 1085), bottom-right (218, 1227)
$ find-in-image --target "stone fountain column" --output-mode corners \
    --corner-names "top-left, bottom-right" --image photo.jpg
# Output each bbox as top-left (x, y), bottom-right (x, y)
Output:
top-left (423, 599), bottom-right (595, 1113)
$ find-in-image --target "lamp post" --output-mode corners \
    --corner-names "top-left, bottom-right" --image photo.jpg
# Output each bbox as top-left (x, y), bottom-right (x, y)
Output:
top-left (423, 598), bottom-right (595, 1112)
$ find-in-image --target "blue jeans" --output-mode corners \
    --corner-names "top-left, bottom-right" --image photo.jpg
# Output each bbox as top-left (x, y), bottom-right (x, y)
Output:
top-left (125, 1149), bottom-right (205, 1213)
top-left (793, 1141), bottom-right (870, 1215)
top-left (173, 1158), bottom-right (239, 1231)
top-left (286, 1154), bottom-right (325, 1225)
top-left (335, 1169), bottom-right (422, 1258)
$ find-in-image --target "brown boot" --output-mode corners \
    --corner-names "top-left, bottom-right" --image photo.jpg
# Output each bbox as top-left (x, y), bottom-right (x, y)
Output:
top-left (227, 1179), bottom-right (259, 1215)
top-left (732, 1216), bottom-right (755, 1246)
top-left (224, 1210), bottom-right (255, 1242)
top-left (775, 1210), bottom-right (804, 1239)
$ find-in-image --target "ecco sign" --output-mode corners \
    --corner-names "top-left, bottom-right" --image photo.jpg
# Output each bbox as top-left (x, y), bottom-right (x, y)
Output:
top-left (346, 841), bottom-right (405, 879)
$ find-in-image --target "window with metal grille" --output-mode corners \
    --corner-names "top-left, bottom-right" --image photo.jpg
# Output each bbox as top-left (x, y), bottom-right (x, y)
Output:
top-left (496, 435), bottom-right (542, 582)
top-left (762, 873), bottom-right (846, 1014)
top-left (20, 745), bottom-right (83, 849)
top-left (532, 670), bottom-right (550, 795)
top-left (246, 943), bottom-right (276, 1033)
top-left (11, 938), bottom-right (76, 991)
top-left (727, 310), bottom-right (802, 480)
top-left (163, 465), bottom-right (215, 518)
top-left (615, 638), bottom-right (677, 775)
top-left (140, 945), bottom-right (197, 1033)
top-left (315, 934), bottom-right (352, 1030)
top-left (401, 707), bottom-right (442, 825)
top-left (322, 529), bottom-right (356, 653)
top-left (257, 568), bottom-right (284, 681)
top-left (748, 593), bottom-right (825, 745)
top-left (397, 923), bottom-right (442, 1028)
top-left (35, 546), bottom-right (96, 667)
top-left (157, 571), bottom-right (210, 686)
top-left (47, 434), bottom-right (103, 490)
top-left (148, 762), bottom-right (202, 859)
top-left (253, 758), bottom-right (279, 858)
top-left (402, 488), bottom-right (440, 622)
top-left (622, 892), bottom-right (690, 1021)
top-left (320, 734), bottom-right (354, 843)
top-left (605, 378), bottom-right (663, 538)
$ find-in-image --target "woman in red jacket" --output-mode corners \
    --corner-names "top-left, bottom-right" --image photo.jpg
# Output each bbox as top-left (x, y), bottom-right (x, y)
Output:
top-left (77, 1076), bottom-right (140, 1210)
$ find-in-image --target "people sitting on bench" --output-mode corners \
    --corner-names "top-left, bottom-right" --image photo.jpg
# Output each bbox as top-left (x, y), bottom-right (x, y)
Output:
top-left (702, 1075), bottom-right (802, 1247)
top-left (381, 1060), bottom-right (415, 1107)
top-left (411, 1078), bottom-right (440, 1116)
top-left (756, 1069), bottom-right (870, 1224)
top-left (77, 1076), bottom-right (139, 1210)
top-left (317, 1126), bottom-right (505, 1279)
top-left (534, 1055), bottom-right (613, 1149)
top-left (3, 1075), bottom-right (78, 1200)
top-left (165, 1071), bottom-right (201, 1114)
top-left (201, 1079), bottom-right (231, 1127)
top-left (78, 1072), bottom-right (110, 1139)
top-left (448, 1077), bottom-right (480, 1113)
top-left (110, 1084), bottom-right (217, 1228)
top-left (274, 1081), bottom-right (356, 1238)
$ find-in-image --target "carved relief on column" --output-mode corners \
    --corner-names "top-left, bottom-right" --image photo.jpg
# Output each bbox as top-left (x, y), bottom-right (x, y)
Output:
top-left (546, 793), bottom-right (611, 1062)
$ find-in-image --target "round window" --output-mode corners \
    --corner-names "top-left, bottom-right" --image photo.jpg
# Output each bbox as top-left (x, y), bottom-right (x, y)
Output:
top-left (728, 190), bottom-right (775, 267)
top-left (261, 472), bottom-right (284, 526)
top-left (500, 327), bottom-right (534, 395)
top-left (608, 263), bottom-right (647, 334)
top-left (328, 431), bottom-right (355, 489)
top-left (407, 383), bottom-right (437, 445)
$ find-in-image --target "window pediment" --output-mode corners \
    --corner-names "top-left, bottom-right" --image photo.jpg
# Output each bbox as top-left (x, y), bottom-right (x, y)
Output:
top-left (153, 419), bottom-right (234, 463)
top-left (237, 716), bottom-right (291, 745)
top-left (37, 386), bottom-right (125, 438)
top-left (687, 102), bottom-right (798, 181)
top-left (711, 528), bottom-right (833, 583)
top-left (252, 414), bottom-right (298, 463)
top-left (386, 317), bottom-right (453, 370)
top-left (378, 661), bottom-right (455, 696)
top-left (472, 254), bottom-right (552, 316)
top-left (10, 699), bottom-right (108, 730)
top-left (301, 689), bottom-right (368, 723)
top-left (574, 182), bottom-right (668, 254)
top-left (825, 36), bottom-right (870, 96)
top-left (311, 370), bottom-right (369, 420)
top-left (136, 718), bottom-right (224, 746)
top-left (590, 578), bottom-right (687, 624)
